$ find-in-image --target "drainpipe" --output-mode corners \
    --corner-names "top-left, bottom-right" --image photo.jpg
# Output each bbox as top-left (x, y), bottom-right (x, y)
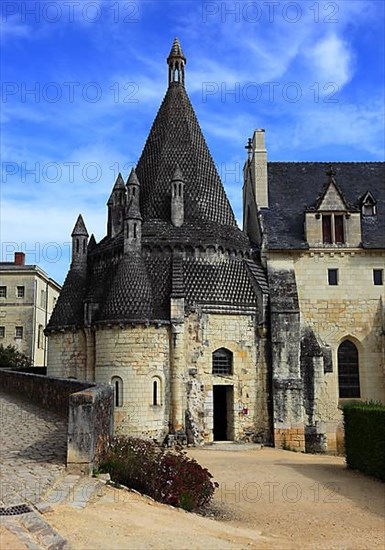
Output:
top-left (44, 280), bottom-right (48, 366)
top-left (31, 279), bottom-right (37, 365)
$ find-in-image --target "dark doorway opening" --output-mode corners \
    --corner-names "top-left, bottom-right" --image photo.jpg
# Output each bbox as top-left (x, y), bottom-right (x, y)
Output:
top-left (213, 385), bottom-right (233, 441)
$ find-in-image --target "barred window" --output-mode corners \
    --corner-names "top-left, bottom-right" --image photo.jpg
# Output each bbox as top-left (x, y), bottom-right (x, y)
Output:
top-left (212, 348), bottom-right (233, 375)
top-left (15, 326), bottom-right (23, 339)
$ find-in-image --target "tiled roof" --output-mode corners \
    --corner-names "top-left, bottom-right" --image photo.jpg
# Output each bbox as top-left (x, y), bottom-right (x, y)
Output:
top-left (47, 269), bottom-right (86, 328)
top-left (136, 82), bottom-right (237, 227)
top-left (99, 255), bottom-right (152, 322)
top-left (263, 162), bottom-right (385, 249)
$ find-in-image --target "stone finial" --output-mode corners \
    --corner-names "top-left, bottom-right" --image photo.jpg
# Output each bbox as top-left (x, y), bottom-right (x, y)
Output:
top-left (167, 37), bottom-right (186, 86)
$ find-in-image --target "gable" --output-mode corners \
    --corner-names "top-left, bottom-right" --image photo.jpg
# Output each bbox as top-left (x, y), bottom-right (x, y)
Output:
top-left (318, 182), bottom-right (348, 211)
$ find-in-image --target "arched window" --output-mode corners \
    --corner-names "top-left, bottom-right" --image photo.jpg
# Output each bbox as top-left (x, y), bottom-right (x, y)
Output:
top-left (152, 377), bottom-right (162, 406)
top-left (338, 341), bottom-right (360, 398)
top-left (111, 376), bottom-right (123, 407)
top-left (212, 348), bottom-right (233, 375)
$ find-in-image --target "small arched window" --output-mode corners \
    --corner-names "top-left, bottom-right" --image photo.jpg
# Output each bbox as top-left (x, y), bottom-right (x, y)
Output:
top-left (212, 348), bottom-right (233, 375)
top-left (152, 377), bottom-right (162, 406)
top-left (338, 341), bottom-right (360, 398)
top-left (111, 376), bottom-right (123, 407)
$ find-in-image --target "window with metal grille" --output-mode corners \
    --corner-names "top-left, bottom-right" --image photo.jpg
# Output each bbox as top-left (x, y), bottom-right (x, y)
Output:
top-left (212, 348), bottom-right (233, 375)
top-left (0, 287), bottom-right (7, 298)
top-left (0, 327), bottom-right (5, 338)
top-left (338, 340), bottom-right (360, 398)
top-left (15, 326), bottom-right (23, 339)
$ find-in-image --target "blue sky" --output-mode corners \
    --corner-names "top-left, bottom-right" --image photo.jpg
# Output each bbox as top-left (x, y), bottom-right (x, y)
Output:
top-left (1, 0), bottom-right (384, 284)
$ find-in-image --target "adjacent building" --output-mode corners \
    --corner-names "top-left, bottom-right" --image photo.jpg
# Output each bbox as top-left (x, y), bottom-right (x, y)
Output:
top-left (243, 130), bottom-right (385, 452)
top-left (0, 252), bottom-right (61, 366)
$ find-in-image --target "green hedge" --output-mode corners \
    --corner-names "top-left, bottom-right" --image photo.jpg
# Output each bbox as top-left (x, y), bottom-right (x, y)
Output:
top-left (343, 402), bottom-right (385, 481)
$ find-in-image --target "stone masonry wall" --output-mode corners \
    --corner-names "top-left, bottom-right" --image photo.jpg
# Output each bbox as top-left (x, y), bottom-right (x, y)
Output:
top-left (94, 324), bottom-right (170, 442)
top-left (184, 312), bottom-right (270, 444)
top-left (269, 250), bottom-right (385, 453)
top-left (47, 331), bottom-right (87, 380)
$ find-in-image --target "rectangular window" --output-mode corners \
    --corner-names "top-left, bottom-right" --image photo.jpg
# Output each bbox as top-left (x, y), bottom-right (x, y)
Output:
top-left (38, 325), bottom-right (44, 348)
top-left (334, 215), bottom-right (345, 244)
top-left (40, 289), bottom-right (46, 308)
top-left (373, 269), bottom-right (383, 286)
top-left (0, 286), bottom-right (7, 298)
top-left (328, 269), bottom-right (338, 286)
top-left (15, 326), bottom-right (23, 339)
top-left (322, 215), bottom-right (332, 244)
top-left (17, 286), bottom-right (25, 298)
top-left (0, 326), bottom-right (5, 338)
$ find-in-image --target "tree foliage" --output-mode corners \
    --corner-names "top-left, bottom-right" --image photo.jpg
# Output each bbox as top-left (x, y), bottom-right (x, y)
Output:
top-left (0, 344), bottom-right (31, 369)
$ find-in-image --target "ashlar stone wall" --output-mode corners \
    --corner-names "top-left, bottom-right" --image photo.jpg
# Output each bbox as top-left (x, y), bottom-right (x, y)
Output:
top-left (94, 324), bottom-right (170, 442)
top-left (184, 311), bottom-right (270, 444)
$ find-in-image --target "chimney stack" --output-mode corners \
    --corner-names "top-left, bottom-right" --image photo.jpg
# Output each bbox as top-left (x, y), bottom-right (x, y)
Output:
top-left (14, 252), bottom-right (25, 266)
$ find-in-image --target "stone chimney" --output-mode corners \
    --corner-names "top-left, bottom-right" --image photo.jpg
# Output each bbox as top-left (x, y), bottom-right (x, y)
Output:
top-left (251, 129), bottom-right (268, 208)
top-left (14, 252), bottom-right (25, 265)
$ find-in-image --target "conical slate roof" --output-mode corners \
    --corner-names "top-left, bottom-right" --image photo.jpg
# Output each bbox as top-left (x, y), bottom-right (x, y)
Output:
top-left (100, 256), bottom-right (152, 322)
top-left (136, 83), bottom-right (237, 226)
top-left (71, 214), bottom-right (88, 237)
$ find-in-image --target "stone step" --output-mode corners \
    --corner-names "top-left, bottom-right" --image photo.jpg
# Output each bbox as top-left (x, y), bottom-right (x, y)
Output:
top-left (2, 510), bottom-right (70, 550)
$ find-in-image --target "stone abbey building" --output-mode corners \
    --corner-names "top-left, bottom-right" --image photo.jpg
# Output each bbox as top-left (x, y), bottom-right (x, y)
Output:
top-left (46, 40), bottom-right (385, 453)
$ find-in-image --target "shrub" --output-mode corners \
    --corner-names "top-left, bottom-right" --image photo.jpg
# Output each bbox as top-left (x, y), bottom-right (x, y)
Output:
top-left (99, 436), bottom-right (218, 510)
top-left (0, 344), bottom-right (31, 369)
top-left (343, 401), bottom-right (385, 481)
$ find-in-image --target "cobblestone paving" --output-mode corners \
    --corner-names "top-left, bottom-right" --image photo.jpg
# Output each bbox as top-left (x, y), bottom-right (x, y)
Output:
top-left (0, 391), bottom-right (67, 507)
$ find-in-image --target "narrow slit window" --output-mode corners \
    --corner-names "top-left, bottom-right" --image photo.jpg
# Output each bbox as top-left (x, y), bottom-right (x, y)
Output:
top-left (153, 380), bottom-right (158, 406)
top-left (111, 376), bottom-right (123, 407)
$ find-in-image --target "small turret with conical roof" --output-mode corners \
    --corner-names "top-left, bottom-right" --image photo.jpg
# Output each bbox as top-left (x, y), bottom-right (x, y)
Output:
top-left (171, 165), bottom-right (184, 227)
top-left (71, 214), bottom-right (89, 268)
top-left (107, 173), bottom-right (126, 238)
top-left (167, 37), bottom-right (186, 86)
top-left (124, 168), bottom-right (142, 255)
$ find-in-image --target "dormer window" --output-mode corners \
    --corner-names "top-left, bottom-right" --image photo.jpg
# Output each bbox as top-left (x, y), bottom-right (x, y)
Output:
top-left (322, 214), bottom-right (345, 244)
top-left (361, 192), bottom-right (377, 217)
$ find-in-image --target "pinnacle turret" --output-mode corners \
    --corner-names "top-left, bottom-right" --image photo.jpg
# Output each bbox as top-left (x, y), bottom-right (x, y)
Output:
top-left (167, 37), bottom-right (186, 86)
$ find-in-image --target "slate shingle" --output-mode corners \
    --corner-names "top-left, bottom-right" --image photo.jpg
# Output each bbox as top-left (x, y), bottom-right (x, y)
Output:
top-left (264, 162), bottom-right (385, 249)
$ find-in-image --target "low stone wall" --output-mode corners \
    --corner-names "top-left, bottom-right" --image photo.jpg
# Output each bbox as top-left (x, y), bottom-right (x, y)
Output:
top-left (67, 385), bottom-right (114, 474)
top-left (0, 369), bottom-right (114, 473)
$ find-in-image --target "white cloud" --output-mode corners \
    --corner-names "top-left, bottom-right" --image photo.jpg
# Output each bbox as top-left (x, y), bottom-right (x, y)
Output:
top-left (304, 34), bottom-right (354, 90)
